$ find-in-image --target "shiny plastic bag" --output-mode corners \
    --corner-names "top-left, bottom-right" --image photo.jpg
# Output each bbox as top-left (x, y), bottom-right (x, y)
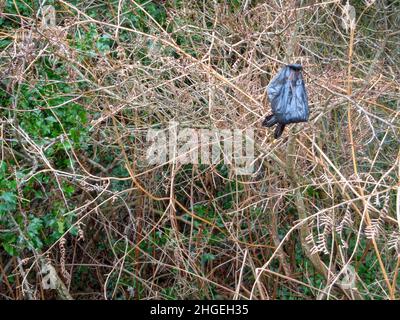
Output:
top-left (262, 64), bottom-right (309, 138)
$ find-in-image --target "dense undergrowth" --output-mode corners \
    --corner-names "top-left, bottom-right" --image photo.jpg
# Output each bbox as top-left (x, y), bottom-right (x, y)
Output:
top-left (0, 0), bottom-right (399, 299)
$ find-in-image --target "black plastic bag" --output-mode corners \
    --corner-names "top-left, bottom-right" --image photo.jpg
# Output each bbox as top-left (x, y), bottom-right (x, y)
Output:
top-left (262, 64), bottom-right (309, 139)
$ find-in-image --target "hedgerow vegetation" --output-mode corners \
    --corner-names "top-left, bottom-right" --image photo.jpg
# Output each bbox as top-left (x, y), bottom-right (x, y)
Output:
top-left (0, 0), bottom-right (399, 299)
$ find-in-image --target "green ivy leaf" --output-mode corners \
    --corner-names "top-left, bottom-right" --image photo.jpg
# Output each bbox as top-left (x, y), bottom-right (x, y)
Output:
top-left (1, 192), bottom-right (16, 204)
top-left (3, 243), bottom-right (16, 256)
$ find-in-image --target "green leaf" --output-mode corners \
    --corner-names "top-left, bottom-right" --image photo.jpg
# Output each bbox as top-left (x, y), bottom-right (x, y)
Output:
top-left (57, 221), bottom-right (64, 234)
top-left (3, 243), bottom-right (16, 256)
top-left (1, 192), bottom-right (16, 204)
